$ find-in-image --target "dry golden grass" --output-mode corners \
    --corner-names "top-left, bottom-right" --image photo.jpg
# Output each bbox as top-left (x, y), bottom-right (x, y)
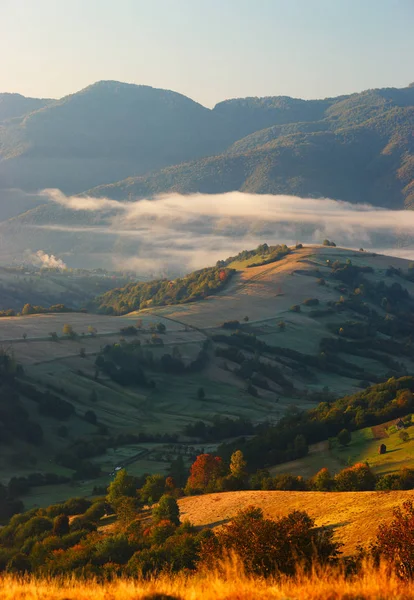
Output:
top-left (178, 490), bottom-right (414, 555)
top-left (2, 561), bottom-right (414, 599)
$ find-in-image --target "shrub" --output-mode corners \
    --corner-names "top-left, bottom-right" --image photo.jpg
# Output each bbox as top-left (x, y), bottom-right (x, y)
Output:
top-left (337, 428), bottom-right (351, 447)
top-left (140, 474), bottom-right (166, 505)
top-left (210, 506), bottom-right (340, 576)
top-left (334, 463), bottom-right (376, 491)
top-left (374, 500), bottom-right (414, 579)
top-left (53, 514), bottom-right (70, 537)
top-left (399, 431), bottom-right (410, 442)
top-left (309, 468), bottom-right (334, 491)
top-left (302, 298), bottom-right (319, 306)
top-left (152, 495), bottom-right (180, 526)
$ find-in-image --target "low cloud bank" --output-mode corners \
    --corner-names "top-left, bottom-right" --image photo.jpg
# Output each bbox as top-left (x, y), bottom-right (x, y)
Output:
top-left (28, 190), bottom-right (414, 272)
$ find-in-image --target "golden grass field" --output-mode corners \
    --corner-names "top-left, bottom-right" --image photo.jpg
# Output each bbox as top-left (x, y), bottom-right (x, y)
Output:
top-left (2, 562), bottom-right (414, 599)
top-left (178, 489), bottom-right (414, 555)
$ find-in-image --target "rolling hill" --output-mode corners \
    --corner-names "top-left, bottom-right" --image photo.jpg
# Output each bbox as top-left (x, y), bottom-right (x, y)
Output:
top-left (178, 489), bottom-right (414, 555)
top-left (4, 244), bottom-right (414, 508)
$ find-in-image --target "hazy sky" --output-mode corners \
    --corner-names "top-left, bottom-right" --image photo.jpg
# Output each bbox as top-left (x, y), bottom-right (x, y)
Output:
top-left (1, 0), bottom-right (413, 107)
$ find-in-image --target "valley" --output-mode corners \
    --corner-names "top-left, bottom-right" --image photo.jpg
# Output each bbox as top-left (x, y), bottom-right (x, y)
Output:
top-left (3, 243), bottom-right (414, 509)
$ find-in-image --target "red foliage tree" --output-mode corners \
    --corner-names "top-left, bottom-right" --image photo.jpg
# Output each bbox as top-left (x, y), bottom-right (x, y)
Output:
top-left (375, 500), bottom-right (414, 579)
top-left (186, 454), bottom-right (224, 493)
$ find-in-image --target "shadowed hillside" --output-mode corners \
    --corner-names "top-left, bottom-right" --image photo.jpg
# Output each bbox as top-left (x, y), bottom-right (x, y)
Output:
top-left (0, 83), bottom-right (413, 210)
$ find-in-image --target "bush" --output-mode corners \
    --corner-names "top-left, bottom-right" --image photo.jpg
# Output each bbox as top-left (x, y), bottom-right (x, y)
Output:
top-left (152, 495), bottom-right (180, 526)
top-left (374, 500), bottom-right (414, 579)
top-left (210, 506), bottom-right (340, 576)
top-left (337, 428), bottom-right (351, 447)
top-left (334, 463), bottom-right (376, 491)
top-left (302, 298), bottom-right (319, 306)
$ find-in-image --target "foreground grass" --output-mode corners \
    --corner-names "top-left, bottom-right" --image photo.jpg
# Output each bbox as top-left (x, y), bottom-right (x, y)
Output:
top-left (1, 562), bottom-right (414, 600)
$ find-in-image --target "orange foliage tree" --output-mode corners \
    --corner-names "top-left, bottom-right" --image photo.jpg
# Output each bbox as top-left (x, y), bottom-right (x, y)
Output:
top-left (185, 454), bottom-right (224, 493)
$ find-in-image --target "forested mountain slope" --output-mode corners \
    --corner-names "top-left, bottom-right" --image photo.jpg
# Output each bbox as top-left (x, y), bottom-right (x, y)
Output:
top-left (1, 82), bottom-right (413, 209)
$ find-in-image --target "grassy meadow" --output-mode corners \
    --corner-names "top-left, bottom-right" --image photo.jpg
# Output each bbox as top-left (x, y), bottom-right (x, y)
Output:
top-left (2, 562), bottom-right (414, 600)
top-left (269, 417), bottom-right (414, 479)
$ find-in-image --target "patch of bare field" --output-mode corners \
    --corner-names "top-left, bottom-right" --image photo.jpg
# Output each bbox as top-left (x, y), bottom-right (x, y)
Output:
top-left (178, 489), bottom-right (414, 554)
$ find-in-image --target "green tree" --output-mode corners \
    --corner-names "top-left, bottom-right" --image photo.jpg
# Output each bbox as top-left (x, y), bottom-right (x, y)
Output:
top-left (337, 428), bottom-right (351, 447)
top-left (6, 553), bottom-right (31, 574)
top-left (62, 323), bottom-right (74, 337)
top-left (21, 303), bottom-right (33, 315)
top-left (152, 495), bottom-right (180, 526)
top-left (115, 496), bottom-right (140, 525)
top-left (140, 474), bottom-right (166, 505)
top-left (334, 462), bottom-right (376, 491)
top-left (107, 469), bottom-right (137, 507)
top-left (229, 450), bottom-right (247, 479)
top-left (53, 514), bottom-right (69, 536)
top-left (309, 468), bottom-right (333, 491)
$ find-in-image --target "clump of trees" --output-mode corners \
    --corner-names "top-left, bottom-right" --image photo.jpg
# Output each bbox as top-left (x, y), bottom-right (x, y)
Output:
top-left (218, 376), bottom-right (414, 470)
top-left (204, 506), bottom-right (340, 576)
top-left (216, 243), bottom-right (290, 269)
top-left (94, 266), bottom-right (235, 315)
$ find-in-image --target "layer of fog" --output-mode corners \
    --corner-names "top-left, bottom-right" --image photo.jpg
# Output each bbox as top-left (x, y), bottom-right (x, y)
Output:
top-left (20, 190), bottom-right (414, 273)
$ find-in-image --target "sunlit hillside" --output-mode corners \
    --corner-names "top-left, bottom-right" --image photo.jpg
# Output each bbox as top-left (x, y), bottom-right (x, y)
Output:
top-left (3, 244), bottom-right (414, 508)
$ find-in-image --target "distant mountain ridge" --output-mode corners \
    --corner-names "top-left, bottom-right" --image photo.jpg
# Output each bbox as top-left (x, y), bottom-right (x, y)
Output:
top-left (0, 93), bottom-right (51, 122)
top-left (0, 81), bottom-right (236, 193)
top-left (0, 81), bottom-right (413, 223)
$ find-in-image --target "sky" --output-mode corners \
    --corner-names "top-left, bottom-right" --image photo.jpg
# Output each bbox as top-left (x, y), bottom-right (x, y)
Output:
top-left (1, 0), bottom-right (413, 107)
